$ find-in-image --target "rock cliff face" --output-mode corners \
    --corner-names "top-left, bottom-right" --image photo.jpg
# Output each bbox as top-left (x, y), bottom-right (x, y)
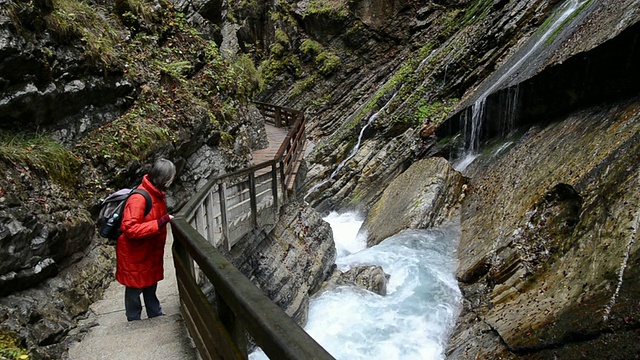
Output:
top-left (3, 0), bottom-right (640, 358)
top-left (202, 0), bottom-right (640, 358)
top-left (221, 201), bottom-right (336, 325)
top-left (449, 96), bottom-right (640, 358)
top-left (0, 1), bottom-right (267, 357)
top-left (359, 157), bottom-right (465, 247)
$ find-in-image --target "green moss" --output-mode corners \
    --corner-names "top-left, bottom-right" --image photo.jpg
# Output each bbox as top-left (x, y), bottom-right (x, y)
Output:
top-left (316, 51), bottom-right (341, 75)
top-left (460, 0), bottom-right (492, 28)
top-left (300, 39), bottom-right (322, 56)
top-left (290, 74), bottom-right (320, 97)
top-left (0, 330), bottom-right (29, 360)
top-left (115, 0), bottom-right (160, 32)
top-left (77, 113), bottom-right (171, 165)
top-left (299, 39), bottom-right (341, 76)
top-left (156, 60), bottom-right (193, 82)
top-left (305, 0), bottom-right (351, 18)
top-left (0, 131), bottom-right (80, 186)
top-left (310, 93), bottom-right (332, 107)
top-left (345, 22), bottom-right (365, 38)
top-left (269, 42), bottom-right (286, 57)
top-left (44, 0), bottom-right (125, 68)
top-left (415, 98), bottom-right (459, 126)
top-left (232, 53), bottom-right (265, 96)
top-left (220, 131), bottom-right (234, 146)
top-left (275, 28), bottom-right (290, 45)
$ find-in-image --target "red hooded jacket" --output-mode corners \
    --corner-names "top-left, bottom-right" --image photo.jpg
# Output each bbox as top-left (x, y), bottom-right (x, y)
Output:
top-left (115, 175), bottom-right (168, 288)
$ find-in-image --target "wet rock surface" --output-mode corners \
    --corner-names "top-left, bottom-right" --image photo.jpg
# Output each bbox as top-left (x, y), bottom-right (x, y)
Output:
top-left (2, 0), bottom-right (640, 358)
top-left (222, 201), bottom-right (336, 325)
top-left (321, 265), bottom-right (389, 296)
top-left (360, 157), bottom-right (466, 247)
top-left (449, 96), bottom-right (640, 358)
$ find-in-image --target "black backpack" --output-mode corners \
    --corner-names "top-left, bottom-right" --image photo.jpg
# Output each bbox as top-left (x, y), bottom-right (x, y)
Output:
top-left (97, 188), bottom-right (152, 241)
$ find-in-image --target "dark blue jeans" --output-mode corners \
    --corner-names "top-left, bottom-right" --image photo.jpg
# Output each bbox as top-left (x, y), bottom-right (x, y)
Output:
top-left (124, 283), bottom-right (163, 321)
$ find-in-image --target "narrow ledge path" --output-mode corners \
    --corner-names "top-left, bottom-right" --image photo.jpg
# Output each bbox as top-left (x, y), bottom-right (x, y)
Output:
top-left (65, 123), bottom-right (287, 359)
top-left (66, 230), bottom-right (198, 360)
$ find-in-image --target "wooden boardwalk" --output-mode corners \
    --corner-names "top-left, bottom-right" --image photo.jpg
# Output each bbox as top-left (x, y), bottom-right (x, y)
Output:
top-left (252, 123), bottom-right (289, 165)
top-left (66, 231), bottom-right (197, 359)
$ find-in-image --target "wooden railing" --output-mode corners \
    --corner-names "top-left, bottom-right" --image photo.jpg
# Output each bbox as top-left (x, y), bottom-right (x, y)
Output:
top-left (172, 103), bottom-right (333, 359)
top-left (178, 102), bottom-right (307, 250)
top-left (255, 101), bottom-right (307, 191)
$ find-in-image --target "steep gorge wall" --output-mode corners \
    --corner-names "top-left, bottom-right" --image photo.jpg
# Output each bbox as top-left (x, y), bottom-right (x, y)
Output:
top-left (0, 1), bottom-right (268, 357)
top-left (208, 0), bottom-right (640, 358)
top-left (445, 10), bottom-right (640, 359)
top-left (449, 95), bottom-right (640, 359)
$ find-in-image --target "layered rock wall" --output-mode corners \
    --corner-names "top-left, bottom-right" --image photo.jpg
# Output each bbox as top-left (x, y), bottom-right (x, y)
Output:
top-left (449, 93), bottom-right (640, 359)
top-left (221, 201), bottom-right (336, 325)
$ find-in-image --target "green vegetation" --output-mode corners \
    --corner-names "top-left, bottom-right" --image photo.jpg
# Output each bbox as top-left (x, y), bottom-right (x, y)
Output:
top-left (300, 39), bottom-right (322, 56)
top-left (0, 131), bottom-right (80, 186)
top-left (300, 39), bottom-right (341, 76)
top-left (232, 53), bottom-right (265, 96)
top-left (290, 74), bottom-right (320, 97)
top-left (316, 51), bottom-right (341, 75)
top-left (0, 330), bottom-right (29, 360)
top-left (78, 111), bottom-right (172, 164)
top-left (460, 0), bottom-right (492, 28)
top-left (415, 99), bottom-right (459, 126)
top-left (115, 0), bottom-right (161, 33)
top-left (44, 0), bottom-right (125, 68)
top-left (37, 1), bottom-right (258, 168)
top-left (305, 0), bottom-right (351, 18)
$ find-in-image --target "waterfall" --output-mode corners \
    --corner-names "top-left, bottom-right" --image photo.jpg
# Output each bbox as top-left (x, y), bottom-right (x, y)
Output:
top-left (461, 0), bottom-right (590, 161)
top-left (305, 92), bottom-right (398, 200)
top-left (602, 171), bottom-right (640, 321)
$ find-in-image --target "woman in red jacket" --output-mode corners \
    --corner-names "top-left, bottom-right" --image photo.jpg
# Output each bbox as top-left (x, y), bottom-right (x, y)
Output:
top-left (116, 158), bottom-right (176, 321)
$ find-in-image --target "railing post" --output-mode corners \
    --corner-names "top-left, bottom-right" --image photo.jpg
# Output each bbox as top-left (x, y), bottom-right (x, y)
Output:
top-left (216, 294), bottom-right (248, 359)
top-left (279, 159), bottom-right (287, 203)
top-left (206, 193), bottom-right (215, 246)
top-left (275, 107), bottom-right (282, 128)
top-left (173, 231), bottom-right (194, 278)
top-left (271, 163), bottom-right (279, 216)
top-left (249, 172), bottom-right (258, 229)
top-left (218, 182), bottom-right (230, 250)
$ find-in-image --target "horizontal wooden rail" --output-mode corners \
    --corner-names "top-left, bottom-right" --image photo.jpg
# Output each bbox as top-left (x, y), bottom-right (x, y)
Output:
top-left (174, 102), bottom-right (327, 359)
top-left (172, 219), bottom-right (334, 360)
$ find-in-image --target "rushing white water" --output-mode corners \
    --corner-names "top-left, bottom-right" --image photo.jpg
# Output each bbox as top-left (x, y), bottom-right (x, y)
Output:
top-left (309, 228), bottom-right (462, 359)
top-left (323, 211), bottom-right (367, 257)
top-left (313, 215), bottom-right (461, 359)
top-left (452, 152), bottom-right (479, 172)
top-left (252, 213), bottom-right (462, 360)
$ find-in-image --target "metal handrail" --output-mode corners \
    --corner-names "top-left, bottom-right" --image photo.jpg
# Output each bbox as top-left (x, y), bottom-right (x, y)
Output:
top-left (172, 103), bottom-right (333, 359)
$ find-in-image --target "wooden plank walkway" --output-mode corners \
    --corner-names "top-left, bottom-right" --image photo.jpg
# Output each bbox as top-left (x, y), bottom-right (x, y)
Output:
top-left (253, 124), bottom-right (288, 177)
top-left (253, 123), bottom-right (288, 165)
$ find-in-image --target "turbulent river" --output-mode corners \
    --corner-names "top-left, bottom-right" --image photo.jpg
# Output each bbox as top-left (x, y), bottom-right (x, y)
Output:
top-left (251, 212), bottom-right (462, 360)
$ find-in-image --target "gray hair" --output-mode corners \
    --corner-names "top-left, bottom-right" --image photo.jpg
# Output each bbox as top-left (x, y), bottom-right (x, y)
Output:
top-left (148, 158), bottom-right (176, 191)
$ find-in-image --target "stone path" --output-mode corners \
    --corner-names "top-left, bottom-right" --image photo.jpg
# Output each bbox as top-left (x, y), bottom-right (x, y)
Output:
top-left (66, 229), bottom-right (197, 360)
top-left (65, 124), bottom-right (289, 359)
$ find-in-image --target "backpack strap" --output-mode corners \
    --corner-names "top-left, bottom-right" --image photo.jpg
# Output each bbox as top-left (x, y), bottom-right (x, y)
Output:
top-left (131, 189), bottom-right (152, 217)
